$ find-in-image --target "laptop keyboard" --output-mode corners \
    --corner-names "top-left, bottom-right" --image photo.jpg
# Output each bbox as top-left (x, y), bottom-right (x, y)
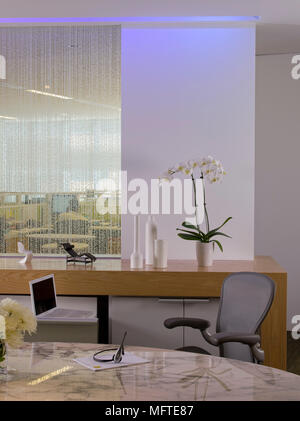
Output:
top-left (40, 308), bottom-right (95, 318)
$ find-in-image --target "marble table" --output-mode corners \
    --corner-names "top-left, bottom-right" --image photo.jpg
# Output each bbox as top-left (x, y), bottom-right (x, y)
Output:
top-left (0, 342), bottom-right (299, 401)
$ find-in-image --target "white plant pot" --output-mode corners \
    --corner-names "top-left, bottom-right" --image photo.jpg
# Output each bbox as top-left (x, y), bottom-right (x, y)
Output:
top-left (196, 242), bottom-right (213, 267)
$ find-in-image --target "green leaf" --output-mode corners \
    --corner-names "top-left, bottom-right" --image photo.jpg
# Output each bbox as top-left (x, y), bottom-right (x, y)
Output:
top-left (178, 233), bottom-right (202, 241)
top-left (207, 217), bottom-right (232, 237)
top-left (210, 239), bottom-right (223, 252)
top-left (182, 221), bottom-right (198, 230)
top-left (176, 228), bottom-right (203, 239)
top-left (181, 222), bottom-right (205, 236)
top-left (177, 228), bottom-right (198, 235)
top-left (206, 231), bottom-right (232, 240)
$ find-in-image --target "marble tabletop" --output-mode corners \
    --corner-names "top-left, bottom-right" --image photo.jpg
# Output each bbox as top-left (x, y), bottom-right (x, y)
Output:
top-left (0, 342), bottom-right (299, 401)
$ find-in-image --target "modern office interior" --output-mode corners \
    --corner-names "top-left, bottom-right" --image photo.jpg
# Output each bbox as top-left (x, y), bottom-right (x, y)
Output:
top-left (0, 0), bottom-right (300, 403)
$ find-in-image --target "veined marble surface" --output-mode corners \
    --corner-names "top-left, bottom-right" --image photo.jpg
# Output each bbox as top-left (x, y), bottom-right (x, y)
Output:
top-left (0, 342), bottom-right (299, 401)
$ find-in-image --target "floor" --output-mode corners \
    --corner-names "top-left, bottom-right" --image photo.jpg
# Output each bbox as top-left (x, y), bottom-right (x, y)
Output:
top-left (287, 331), bottom-right (300, 375)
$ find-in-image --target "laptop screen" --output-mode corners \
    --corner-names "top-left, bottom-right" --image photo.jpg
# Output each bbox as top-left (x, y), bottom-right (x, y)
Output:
top-left (31, 276), bottom-right (57, 315)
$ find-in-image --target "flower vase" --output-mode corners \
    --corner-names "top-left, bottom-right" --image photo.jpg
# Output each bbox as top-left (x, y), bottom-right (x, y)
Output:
top-left (145, 216), bottom-right (157, 265)
top-left (0, 339), bottom-right (7, 375)
top-left (196, 242), bottom-right (213, 266)
top-left (130, 214), bottom-right (143, 269)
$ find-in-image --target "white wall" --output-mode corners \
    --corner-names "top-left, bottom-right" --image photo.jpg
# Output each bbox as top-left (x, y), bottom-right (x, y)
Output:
top-left (122, 25), bottom-right (255, 260)
top-left (256, 54), bottom-right (300, 330)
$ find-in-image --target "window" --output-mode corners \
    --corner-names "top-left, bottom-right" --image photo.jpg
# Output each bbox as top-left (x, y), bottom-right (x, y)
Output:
top-left (0, 25), bottom-right (121, 256)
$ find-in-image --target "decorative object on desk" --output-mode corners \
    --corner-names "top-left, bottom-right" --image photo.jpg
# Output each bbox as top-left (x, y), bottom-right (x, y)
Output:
top-left (93, 331), bottom-right (127, 363)
top-left (17, 241), bottom-right (33, 264)
top-left (145, 215), bottom-right (157, 265)
top-left (74, 351), bottom-right (150, 372)
top-left (0, 299), bottom-right (36, 375)
top-left (160, 156), bottom-right (232, 266)
top-left (61, 243), bottom-right (96, 264)
top-left (154, 239), bottom-right (168, 268)
top-left (130, 214), bottom-right (143, 269)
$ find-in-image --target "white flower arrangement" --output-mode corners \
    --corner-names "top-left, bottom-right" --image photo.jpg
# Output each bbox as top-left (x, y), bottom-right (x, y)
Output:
top-left (160, 156), bottom-right (226, 184)
top-left (159, 156), bottom-right (232, 252)
top-left (0, 298), bottom-right (37, 348)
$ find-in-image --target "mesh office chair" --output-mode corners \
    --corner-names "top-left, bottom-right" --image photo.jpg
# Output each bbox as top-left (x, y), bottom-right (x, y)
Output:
top-left (164, 272), bottom-right (276, 363)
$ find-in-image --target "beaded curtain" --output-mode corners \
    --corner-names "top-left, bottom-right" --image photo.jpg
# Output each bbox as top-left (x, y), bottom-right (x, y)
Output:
top-left (0, 25), bottom-right (121, 255)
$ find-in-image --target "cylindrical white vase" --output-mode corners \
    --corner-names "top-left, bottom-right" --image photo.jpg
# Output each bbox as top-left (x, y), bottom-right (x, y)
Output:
top-left (145, 216), bottom-right (157, 265)
top-left (196, 242), bottom-right (213, 266)
top-left (130, 214), bottom-right (143, 269)
top-left (154, 239), bottom-right (168, 268)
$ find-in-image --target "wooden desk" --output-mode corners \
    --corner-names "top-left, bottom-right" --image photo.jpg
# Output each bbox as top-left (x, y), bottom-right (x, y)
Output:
top-left (0, 256), bottom-right (287, 370)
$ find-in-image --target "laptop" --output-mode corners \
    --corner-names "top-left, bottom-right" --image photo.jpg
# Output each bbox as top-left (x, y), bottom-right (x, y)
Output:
top-left (29, 274), bottom-right (97, 321)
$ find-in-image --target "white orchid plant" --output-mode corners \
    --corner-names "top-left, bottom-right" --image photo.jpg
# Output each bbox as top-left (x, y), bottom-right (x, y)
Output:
top-left (0, 298), bottom-right (37, 352)
top-left (160, 156), bottom-right (232, 252)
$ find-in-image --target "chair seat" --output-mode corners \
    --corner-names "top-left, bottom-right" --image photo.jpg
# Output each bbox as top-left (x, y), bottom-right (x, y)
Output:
top-left (176, 346), bottom-right (211, 355)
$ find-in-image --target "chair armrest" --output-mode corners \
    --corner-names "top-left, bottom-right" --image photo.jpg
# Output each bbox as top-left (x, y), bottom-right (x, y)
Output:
top-left (164, 317), bottom-right (210, 331)
top-left (206, 332), bottom-right (260, 347)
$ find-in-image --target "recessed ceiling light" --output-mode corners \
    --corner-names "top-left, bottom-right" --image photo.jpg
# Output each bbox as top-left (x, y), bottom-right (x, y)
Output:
top-left (26, 89), bottom-right (72, 100)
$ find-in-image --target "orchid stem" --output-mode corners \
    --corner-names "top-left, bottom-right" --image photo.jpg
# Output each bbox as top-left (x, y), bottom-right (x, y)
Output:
top-left (191, 174), bottom-right (201, 233)
top-left (201, 173), bottom-right (210, 234)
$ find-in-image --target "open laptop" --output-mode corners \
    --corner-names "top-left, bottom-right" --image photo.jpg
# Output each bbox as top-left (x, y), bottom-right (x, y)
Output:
top-left (29, 274), bottom-right (96, 321)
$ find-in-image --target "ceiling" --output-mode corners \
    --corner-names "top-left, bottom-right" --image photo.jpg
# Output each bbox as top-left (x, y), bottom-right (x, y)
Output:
top-left (0, 25), bottom-right (121, 119)
top-left (0, 0), bottom-right (300, 55)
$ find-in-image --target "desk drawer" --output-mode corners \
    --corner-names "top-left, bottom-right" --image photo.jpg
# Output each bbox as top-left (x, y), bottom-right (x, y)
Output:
top-left (110, 297), bottom-right (184, 349)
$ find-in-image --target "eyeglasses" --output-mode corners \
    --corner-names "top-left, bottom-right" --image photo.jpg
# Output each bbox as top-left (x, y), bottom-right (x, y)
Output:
top-left (93, 331), bottom-right (127, 364)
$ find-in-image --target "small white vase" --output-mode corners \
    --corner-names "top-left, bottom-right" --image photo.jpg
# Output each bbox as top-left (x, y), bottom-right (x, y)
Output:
top-left (196, 242), bottom-right (213, 266)
top-left (154, 239), bottom-right (168, 268)
top-left (130, 214), bottom-right (143, 269)
top-left (145, 216), bottom-right (157, 265)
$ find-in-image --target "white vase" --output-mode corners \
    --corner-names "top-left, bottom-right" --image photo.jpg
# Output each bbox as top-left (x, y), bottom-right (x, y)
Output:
top-left (130, 214), bottom-right (143, 269)
top-left (145, 216), bottom-right (157, 265)
top-left (154, 239), bottom-right (168, 268)
top-left (196, 242), bottom-right (213, 266)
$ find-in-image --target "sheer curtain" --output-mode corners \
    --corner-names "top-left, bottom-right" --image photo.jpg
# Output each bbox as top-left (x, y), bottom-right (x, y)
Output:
top-left (0, 25), bottom-right (121, 256)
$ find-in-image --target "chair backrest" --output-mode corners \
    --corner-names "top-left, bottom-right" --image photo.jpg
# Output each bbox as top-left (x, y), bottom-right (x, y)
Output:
top-left (216, 272), bottom-right (275, 362)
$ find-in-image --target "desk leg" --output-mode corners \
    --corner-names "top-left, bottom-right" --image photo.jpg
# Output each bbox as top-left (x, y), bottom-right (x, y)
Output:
top-left (97, 296), bottom-right (109, 344)
top-left (261, 273), bottom-right (287, 370)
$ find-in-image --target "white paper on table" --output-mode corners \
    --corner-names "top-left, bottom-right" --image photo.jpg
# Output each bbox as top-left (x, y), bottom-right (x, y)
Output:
top-left (73, 352), bottom-right (150, 371)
